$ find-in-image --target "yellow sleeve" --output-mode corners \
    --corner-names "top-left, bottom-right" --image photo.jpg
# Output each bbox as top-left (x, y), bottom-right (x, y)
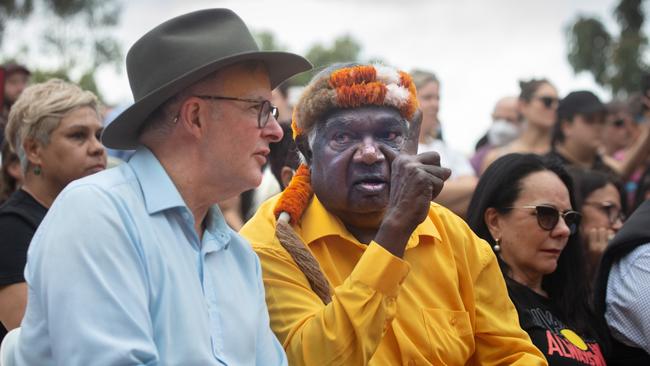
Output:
top-left (469, 241), bottom-right (548, 366)
top-left (256, 242), bottom-right (409, 366)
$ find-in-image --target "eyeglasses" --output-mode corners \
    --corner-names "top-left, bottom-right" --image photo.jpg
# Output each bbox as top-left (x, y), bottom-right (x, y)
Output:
top-left (611, 118), bottom-right (626, 128)
top-left (534, 96), bottom-right (559, 109)
top-left (583, 201), bottom-right (625, 226)
top-left (505, 204), bottom-right (581, 235)
top-left (193, 95), bottom-right (279, 129)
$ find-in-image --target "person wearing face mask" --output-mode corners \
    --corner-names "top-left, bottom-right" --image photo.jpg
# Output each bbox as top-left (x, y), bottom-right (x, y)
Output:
top-left (471, 96), bottom-right (521, 175)
top-left (482, 79), bottom-right (559, 174)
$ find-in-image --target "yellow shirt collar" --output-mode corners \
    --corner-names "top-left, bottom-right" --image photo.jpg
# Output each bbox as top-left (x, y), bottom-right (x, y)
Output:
top-left (300, 195), bottom-right (441, 249)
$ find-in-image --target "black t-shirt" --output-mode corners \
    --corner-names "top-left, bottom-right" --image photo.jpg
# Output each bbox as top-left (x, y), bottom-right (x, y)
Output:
top-left (507, 280), bottom-right (607, 366)
top-left (0, 189), bottom-right (47, 342)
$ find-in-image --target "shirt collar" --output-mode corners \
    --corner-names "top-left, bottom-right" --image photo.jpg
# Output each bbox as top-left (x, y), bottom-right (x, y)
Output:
top-left (128, 147), bottom-right (187, 215)
top-left (300, 194), bottom-right (441, 249)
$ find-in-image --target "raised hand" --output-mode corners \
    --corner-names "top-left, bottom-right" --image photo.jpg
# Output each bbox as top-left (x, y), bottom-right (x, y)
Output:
top-left (374, 111), bottom-right (451, 257)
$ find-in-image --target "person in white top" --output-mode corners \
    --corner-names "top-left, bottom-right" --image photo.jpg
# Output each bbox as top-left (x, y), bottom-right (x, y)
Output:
top-left (410, 69), bottom-right (477, 217)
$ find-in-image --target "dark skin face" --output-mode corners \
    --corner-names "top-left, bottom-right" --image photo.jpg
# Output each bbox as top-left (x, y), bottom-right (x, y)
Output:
top-left (309, 106), bottom-right (407, 230)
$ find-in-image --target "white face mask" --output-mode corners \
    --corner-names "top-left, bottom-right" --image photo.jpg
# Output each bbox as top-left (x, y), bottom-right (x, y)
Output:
top-left (487, 119), bottom-right (521, 147)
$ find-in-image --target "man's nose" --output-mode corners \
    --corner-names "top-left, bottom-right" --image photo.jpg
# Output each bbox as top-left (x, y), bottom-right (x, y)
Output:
top-left (263, 114), bottom-right (283, 143)
top-left (353, 136), bottom-right (385, 165)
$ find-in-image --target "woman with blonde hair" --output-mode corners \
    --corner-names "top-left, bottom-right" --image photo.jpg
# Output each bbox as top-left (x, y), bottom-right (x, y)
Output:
top-left (0, 79), bottom-right (106, 343)
top-left (410, 69), bottom-right (478, 217)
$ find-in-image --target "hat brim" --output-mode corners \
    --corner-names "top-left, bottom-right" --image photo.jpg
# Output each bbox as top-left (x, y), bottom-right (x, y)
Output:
top-left (102, 51), bottom-right (311, 149)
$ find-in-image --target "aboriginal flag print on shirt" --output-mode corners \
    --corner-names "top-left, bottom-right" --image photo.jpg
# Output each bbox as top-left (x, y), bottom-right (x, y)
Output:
top-left (507, 280), bottom-right (606, 366)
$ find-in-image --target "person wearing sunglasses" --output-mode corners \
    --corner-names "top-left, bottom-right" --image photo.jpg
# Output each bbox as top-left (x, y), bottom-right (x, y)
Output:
top-left (481, 78), bottom-right (559, 174)
top-left (568, 168), bottom-right (625, 282)
top-left (468, 153), bottom-right (607, 365)
top-left (602, 101), bottom-right (633, 158)
top-left (550, 91), bottom-right (650, 183)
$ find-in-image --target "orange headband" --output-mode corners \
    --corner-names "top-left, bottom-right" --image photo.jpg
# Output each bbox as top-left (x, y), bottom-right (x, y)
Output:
top-left (291, 64), bottom-right (418, 140)
top-left (276, 65), bottom-right (418, 225)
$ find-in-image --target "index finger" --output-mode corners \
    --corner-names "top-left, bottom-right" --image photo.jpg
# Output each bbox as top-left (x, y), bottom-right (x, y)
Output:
top-left (401, 109), bottom-right (422, 155)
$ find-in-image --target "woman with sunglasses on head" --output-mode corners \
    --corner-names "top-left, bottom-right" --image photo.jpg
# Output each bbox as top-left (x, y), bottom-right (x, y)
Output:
top-left (569, 168), bottom-right (625, 283)
top-left (481, 78), bottom-right (559, 174)
top-left (468, 153), bottom-right (607, 365)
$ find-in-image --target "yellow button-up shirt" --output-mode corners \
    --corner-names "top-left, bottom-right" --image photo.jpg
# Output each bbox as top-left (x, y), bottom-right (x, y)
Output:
top-left (240, 195), bottom-right (547, 365)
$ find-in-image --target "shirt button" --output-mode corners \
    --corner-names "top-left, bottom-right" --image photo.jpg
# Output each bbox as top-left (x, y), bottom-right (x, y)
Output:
top-left (450, 317), bottom-right (457, 325)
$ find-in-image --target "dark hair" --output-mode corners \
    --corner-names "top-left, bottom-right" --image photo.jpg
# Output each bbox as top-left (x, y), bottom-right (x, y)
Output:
top-left (269, 123), bottom-right (300, 189)
top-left (518, 78), bottom-right (551, 102)
top-left (275, 80), bottom-right (290, 99)
top-left (568, 167), bottom-right (626, 213)
top-left (467, 153), bottom-right (599, 339)
top-left (0, 141), bottom-right (20, 204)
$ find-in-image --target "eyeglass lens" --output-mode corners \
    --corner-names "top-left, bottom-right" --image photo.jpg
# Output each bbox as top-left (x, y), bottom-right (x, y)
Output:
top-left (258, 101), bottom-right (279, 128)
top-left (538, 96), bottom-right (558, 108)
top-left (535, 205), bottom-right (580, 234)
top-left (600, 203), bottom-right (625, 225)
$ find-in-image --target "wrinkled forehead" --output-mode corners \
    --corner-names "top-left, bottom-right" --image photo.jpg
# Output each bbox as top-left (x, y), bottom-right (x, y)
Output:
top-left (317, 106), bottom-right (407, 133)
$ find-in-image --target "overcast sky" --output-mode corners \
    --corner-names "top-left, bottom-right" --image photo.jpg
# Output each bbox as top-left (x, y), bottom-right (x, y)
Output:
top-left (6, 0), bottom-right (635, 153)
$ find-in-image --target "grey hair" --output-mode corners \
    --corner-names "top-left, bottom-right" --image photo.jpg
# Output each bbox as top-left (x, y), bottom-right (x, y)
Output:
top-left (6, 79), bottom-right (99, 172)
top-left (137, 91), bottom-right (189, 143)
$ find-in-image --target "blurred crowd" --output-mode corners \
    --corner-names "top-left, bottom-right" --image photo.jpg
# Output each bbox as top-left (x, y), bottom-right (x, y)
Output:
top-left (1, 8), bottom-right (650, 365)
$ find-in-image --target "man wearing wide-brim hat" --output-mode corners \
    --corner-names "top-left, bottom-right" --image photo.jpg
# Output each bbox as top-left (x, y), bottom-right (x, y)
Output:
top-left (14, 8), bottom-right (310, 365)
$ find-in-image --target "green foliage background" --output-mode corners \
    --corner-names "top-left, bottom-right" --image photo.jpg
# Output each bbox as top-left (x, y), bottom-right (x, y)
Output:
top-left (567, 0), bottom-right (648, 96)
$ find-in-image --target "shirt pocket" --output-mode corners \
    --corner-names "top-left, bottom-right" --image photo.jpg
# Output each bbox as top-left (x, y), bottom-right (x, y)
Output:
top-left (421, 308), bottom-right (474, 363)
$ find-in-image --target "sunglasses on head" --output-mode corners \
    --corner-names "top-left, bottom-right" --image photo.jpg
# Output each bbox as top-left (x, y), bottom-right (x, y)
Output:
top-left (506, 204), bottom-right (581, 235)
top-left (535, 96), bottom-right (559, 109)
top-left (583, 201), bottom-right (625, 226)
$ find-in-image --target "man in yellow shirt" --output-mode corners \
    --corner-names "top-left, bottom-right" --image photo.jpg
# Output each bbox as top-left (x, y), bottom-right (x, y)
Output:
top-left (240, 63), bottom-right (547, 365)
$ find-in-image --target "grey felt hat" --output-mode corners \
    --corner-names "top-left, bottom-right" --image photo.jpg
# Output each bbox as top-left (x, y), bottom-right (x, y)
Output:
top-left (102, 8), bottom-right (312, 149)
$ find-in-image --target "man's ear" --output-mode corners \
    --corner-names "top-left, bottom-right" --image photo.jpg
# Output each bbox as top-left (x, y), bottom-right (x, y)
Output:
top-left (295, 134), bottom-right (312, 165)
top-left (23, 137), bottom-right (43, 167)
top-left (177, 98), bottom-right (204, 139)
top-left (560, 117), bottom-right (573, 139)
top-left (280, 166), bottom-right (295, 189)
top-left (484, 207), bottom-right (503, 241)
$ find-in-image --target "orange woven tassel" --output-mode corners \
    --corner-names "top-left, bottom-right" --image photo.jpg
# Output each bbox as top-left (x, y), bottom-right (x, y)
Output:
top-left (274, 164), bottom-right (313, 224)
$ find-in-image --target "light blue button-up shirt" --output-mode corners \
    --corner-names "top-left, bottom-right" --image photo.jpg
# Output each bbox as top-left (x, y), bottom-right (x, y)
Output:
top-left (16, 147), bottom-right (287, 366)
